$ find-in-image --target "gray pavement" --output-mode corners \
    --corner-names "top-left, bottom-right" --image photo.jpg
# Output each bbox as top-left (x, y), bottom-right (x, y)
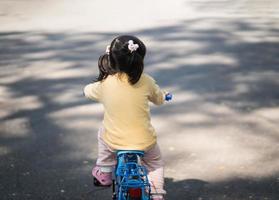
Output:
top-left (0, 1), bottom-right (279, 200)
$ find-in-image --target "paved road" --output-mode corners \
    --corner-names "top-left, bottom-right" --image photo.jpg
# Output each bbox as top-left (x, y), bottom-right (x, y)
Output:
top-left (0, 0), bottom-right (279, 199)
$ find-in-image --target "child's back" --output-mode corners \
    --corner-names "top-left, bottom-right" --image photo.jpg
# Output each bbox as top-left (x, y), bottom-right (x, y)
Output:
top-left (84, 72), bottom-right (164, 150)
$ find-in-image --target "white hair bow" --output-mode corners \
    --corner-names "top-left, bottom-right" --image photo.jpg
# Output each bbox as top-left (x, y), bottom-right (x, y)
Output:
top-left (128, 40), bottom-right (139, 53)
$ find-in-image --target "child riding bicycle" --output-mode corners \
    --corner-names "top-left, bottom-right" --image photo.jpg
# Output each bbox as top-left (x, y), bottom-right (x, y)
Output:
top-left (84, 35), bottom-right (168, 200)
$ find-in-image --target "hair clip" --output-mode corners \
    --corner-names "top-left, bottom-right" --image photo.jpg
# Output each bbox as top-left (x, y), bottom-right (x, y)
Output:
top-left (128, 40), bottom-right (139, 53)
top-left (106, 45), bottom-right (110, 55)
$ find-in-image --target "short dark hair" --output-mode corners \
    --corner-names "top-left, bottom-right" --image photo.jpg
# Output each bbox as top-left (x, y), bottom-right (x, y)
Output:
top-left (96, 35), bottom-right (146, 85)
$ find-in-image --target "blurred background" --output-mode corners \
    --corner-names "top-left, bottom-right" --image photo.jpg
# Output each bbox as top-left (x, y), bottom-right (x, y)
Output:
top-left (0, 0), bottom-right (279, 199)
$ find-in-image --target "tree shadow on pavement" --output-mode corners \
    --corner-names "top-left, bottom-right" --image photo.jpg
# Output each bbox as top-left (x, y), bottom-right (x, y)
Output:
top-left (165, 177), bottom-right (279, 200)
top-left (80, 176), bottom-right (279, 200)
top-left (0, 18), bottom-right (279, 199)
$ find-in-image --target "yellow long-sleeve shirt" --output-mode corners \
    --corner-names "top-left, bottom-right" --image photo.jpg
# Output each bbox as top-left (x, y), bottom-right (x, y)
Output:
top-left (84, 73), bottom-right (165, 151)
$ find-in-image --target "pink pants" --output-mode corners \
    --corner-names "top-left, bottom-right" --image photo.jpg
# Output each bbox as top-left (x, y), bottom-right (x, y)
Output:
top-left (96, 128), bottom-right (166, 195)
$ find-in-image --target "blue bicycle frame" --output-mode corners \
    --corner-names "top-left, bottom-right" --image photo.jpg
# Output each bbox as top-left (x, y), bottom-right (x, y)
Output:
top-left (112, 150), bottom-right (151, 200)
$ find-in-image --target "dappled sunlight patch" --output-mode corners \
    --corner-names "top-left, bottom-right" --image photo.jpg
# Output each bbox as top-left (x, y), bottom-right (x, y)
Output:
top-left (170, 113), bottom-right (212, 124)
top-left (51, 88), bottom-right (86, 104)
top-left (148, 39), bottom-right (207, 51)
top-left (0, 117), bottom-right (31, 138)
top-left (154, 94), bottom-right (279, 182)
top-left (253, 107), bottom-right (279, 122)
top-left (152, 101), bottom-right (237, 134)
top-left (176, 53), bottom-right (238, 66)
top-left (146, 62), bottom-right (179, 72)
top-left (233, 24), bottom-right (279, 43)
top-left (3, 95), bottom-right (43, 111)
top-left (38, 67), bottom-right (94, 80)
top-left (163, 124), bottom-right (279, 181)
top-left (26, 61), bottom-right (91, 80)
top-left (48, 104), bottom-right (103, 130)
top-left (0, 88), bottom-right (43, 118)
top-left (53, 143), bottom-right (97, 165)
top-left (23, 33), bottom-right (48, 42)
top-left (23, 50), bottom-right (57, 60)
top-left (0, 64), bottom-right (28, 84)
top-left (60, 119), bottom-right (102, 130)
top-left (232, 71), bottom-right (279, 83)
top-left (233, 82), bottom-right (251, 95)
top-left (187, 19), bottom-right (223, 31)
top-left (201, 102), bottom-right (236, 116)
top-left (49, 103), bottom-right (103, 117)
top-left (0, 146), bottom-right (11, 156)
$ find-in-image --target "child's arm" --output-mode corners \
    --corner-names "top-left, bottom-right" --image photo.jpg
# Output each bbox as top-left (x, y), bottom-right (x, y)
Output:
top-left (83, 82), bottom-right (102, 101)
top-left (147, 76), bottom-right (165, 105)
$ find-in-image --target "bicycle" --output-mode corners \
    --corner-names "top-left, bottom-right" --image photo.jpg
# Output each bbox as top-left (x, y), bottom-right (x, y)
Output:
top-left (93, 150), bottom-right (151, 200)
top-left (112, 150), bottom-right (151, 200)
top-left (93, 93), bottom-right (172, 200)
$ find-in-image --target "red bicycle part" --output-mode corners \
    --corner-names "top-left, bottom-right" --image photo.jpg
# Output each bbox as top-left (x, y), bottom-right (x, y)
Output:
top-left (128, 188), bottom-right (142, 199)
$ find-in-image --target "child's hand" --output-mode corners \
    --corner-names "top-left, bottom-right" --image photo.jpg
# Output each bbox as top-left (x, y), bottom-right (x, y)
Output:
top-left (165, 92), bottom-right (172, 101)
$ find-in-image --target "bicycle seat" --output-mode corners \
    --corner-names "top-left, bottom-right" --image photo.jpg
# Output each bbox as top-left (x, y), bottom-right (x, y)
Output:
top-left (116, 150), bottom-right (144, 157)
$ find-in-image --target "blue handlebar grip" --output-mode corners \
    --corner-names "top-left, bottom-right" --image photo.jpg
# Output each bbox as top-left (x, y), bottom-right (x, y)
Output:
top-left (165, 93), bottom-right (172, 101)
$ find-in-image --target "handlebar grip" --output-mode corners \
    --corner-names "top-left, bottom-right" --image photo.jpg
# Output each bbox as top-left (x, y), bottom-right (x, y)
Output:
top-left (165, 93), bottom-right (172, 101)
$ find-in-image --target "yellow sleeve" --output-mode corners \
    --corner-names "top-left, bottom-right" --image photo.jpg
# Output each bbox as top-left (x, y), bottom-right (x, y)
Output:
top-left (83, 82), bottom-right (102, 101)
top-left (147, 75), bottom-right (165, 105)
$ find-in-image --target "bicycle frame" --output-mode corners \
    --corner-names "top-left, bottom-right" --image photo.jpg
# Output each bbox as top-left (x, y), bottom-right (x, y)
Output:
top-left (112, 150), bottom-right (151, 200)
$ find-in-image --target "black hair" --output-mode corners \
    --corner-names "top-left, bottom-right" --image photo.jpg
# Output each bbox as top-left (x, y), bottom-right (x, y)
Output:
top-left (96, 54), bottom-right (115, 81)
top-left (96, 35), bottom-right (146, 85)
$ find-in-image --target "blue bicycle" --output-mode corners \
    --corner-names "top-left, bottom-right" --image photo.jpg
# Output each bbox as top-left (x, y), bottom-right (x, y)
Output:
top-left (112, 150), bottom-right (151, 200)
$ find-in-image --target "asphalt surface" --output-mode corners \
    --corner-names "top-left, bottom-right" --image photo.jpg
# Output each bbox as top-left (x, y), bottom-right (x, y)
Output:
top-left (0, 0), bottom-right (279, 200)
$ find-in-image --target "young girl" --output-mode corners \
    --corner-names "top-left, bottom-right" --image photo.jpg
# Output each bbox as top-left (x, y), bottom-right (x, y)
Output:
top-left (84, 35), bottom-right (169, 200)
